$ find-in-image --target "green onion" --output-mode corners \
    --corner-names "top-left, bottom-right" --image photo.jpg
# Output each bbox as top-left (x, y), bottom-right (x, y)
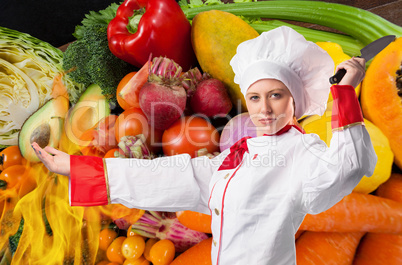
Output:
top-left (249, 20), bottom-right (364, 56)
top-left (182, 1), bottom-right (402, 45)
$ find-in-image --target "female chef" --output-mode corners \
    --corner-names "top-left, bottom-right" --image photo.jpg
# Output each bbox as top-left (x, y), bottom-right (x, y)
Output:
top-left (32, 26), bottom-right (377, 265)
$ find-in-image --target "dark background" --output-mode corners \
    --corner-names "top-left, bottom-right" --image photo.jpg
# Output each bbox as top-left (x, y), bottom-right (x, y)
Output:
top-left (0, 0), bottom-right (400, 48)
top-left (0, 0), bottom-right (121, 47)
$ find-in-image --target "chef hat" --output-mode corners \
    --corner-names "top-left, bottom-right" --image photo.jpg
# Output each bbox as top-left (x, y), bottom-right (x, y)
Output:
top-left (230, 26), bottom-right (334, 119)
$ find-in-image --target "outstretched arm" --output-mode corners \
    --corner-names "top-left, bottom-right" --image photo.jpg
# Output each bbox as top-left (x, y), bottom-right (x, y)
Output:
top-left (31, 142), bottom-right (71, 177)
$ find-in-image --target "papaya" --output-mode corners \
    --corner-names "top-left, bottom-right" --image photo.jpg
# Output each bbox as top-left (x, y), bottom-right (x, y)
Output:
top-left (316, 42), bottom-right (361, 101)
top-left (300, 104), bottom-right (394, 194)
top-left (361, 37), bottom-right (402, 169)
top-left (191, 10), bottom-right (259, 112)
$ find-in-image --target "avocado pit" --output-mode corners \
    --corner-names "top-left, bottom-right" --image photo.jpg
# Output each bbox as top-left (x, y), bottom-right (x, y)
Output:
top-left (30, 123), bottom-right (51, 148)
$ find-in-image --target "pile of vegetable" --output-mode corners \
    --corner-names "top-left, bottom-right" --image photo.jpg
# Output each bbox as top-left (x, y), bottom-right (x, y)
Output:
top-left (1, 0), bottom-right (402, 264)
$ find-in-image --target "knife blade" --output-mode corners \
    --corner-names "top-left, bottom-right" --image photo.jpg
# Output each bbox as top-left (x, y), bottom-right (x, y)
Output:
top-left (329, 35), bottom-right (395, 84)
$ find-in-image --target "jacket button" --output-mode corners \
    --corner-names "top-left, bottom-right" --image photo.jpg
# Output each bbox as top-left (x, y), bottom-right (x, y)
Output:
top-left (224, 173), bottom-right (230, 179)
top-left (214, 208), bottom-right (220, 215)
top-left (213, 240), bottom-right (217, 246)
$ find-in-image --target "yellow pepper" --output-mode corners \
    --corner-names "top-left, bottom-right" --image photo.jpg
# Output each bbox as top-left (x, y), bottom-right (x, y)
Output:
top-left (316, 42), bottom-right (361, 102)
top-left (300, 103), bottom-right (394, 194)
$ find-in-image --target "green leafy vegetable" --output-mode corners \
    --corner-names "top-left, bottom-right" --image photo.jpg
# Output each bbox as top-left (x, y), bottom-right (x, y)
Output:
top-left (73, 2), bottom-right (121, 39)
top-left (0, 26), bottom-right (83, 148)
top-left (63, 3), bottom-right (136, 103)
top-left (179, 0), bottom-right (223, 9)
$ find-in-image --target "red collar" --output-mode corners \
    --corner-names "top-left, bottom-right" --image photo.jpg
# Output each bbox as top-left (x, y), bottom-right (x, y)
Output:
top-left (218, 124), bottom-right (304, 171)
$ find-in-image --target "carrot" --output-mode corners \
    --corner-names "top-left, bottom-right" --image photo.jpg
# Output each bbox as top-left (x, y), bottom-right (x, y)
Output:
top-left (375, 173), bottom-right (402, 202)
top-left (353, 233), bottom-right (402, 265)
top-left (299, 192), bottom-right (402, 233)
top-left (170, 237), bottom-right (212, 265)
top-left (352, 173), bottom-right (402, 265)
top-left (295, 230), bottom-right (304, 240)
top-left (176, 211), bottom-right (212, 234)
top-left (51, 73), bottom-right (69, 100)
top-left (296, 231), bottom-right (364, 265)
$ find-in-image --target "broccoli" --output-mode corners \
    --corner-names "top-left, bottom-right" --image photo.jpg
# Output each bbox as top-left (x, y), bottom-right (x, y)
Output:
top-left (63, 24), bottom-right (137, 103)
top-left (8, 218), bottom-right (24, 255)
top-left (42, 196), bottom-right (52, 236)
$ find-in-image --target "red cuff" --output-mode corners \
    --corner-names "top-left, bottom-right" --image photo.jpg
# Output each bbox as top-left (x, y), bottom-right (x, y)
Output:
top-left (70, 155), bottom-right (109, 206)
top-left (330, 85), bottom-right (364, 130)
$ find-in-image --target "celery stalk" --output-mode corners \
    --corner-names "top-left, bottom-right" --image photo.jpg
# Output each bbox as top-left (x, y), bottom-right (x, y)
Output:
top-left (182, 1), bottom-right (402, 45)
top-left (250, 20), bottom-right (364, 56)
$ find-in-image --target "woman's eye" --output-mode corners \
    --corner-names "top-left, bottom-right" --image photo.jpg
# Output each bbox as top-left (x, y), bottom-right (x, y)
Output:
top-left (271, 93), bottom-right (281, 98)
top-left (250, 96), bottom-right (259, 100)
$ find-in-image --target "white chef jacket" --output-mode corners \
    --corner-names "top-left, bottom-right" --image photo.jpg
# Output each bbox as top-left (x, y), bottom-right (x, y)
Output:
top-left (103, 125), bottom-right (376, 265)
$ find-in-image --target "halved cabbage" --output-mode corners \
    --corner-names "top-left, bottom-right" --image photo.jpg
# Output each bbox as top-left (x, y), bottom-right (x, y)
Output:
top-left (0, 26), bottom-right (84, 147)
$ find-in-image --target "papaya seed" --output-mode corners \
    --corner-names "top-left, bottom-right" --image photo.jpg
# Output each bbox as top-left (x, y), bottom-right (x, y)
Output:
top-left (30, 123), bottom-right (51, 148)
top-left (396, 64), bottom-right (402, 92)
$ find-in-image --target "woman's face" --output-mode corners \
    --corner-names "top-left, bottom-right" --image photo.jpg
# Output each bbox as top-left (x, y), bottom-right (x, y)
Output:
top-left (245, 79), bottom-right (295, 136)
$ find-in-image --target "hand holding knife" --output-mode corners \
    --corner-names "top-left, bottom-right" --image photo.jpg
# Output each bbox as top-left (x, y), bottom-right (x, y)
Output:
top-left (329, 35), bottom-right (396, 84)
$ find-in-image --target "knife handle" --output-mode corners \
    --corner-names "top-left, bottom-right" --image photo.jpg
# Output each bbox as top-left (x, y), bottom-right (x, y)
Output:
top-left (329, 68), bottom-right (347, 84)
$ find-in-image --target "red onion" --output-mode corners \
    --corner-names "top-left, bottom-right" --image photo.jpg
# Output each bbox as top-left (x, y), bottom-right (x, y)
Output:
top-left (219, 112), bottom-right (257, 152)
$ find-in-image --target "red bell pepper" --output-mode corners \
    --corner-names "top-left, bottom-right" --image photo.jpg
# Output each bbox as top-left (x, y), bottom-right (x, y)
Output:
top-left (107, 0), bottom-right (197, 71)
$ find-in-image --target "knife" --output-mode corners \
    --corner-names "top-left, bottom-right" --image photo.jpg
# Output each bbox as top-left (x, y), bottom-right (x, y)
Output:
top-left (329, 35), bottom-right (396, 84)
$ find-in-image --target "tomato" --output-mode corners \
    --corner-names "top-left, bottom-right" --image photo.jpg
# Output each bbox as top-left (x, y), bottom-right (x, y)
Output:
top-left (121, 235), bottom-right (146, 260)
top-left (17, 170), bottom-right (37, 198)
top-left (0, 192), bottom-right (19, 221)
top-left (149, 239), bottom-right (175, 265)
top-left (115, 108), bottom-right (163, 153)
top-left (123, 256), bottom-right (150, 265)
top-left (143, 238), bottom-right (158, 262)
top-left (0, 165), bottom-right (30, 191)
top-left (0, 199), bottom-right (5, 216)
top-left (99, 228), bottom-right (118, 251)
top-left (115, 108), bottom-right (149, 142)
top-left (107, 236), bottom-right (126, 264)
top-left (0, 146), bottom-right (26, 171)
top-left (162, 116), bottom-right (220, 158)
top-left (104, 148), bottom-right (124, 158)
top-left (79, 115), bottom-right (119, 157)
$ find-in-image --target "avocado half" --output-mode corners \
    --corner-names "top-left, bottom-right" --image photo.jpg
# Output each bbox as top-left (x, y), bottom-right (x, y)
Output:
top-left (18, 96), bottom-right (69, 162)
top-left (60, 84), bottom-right (110, 153)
